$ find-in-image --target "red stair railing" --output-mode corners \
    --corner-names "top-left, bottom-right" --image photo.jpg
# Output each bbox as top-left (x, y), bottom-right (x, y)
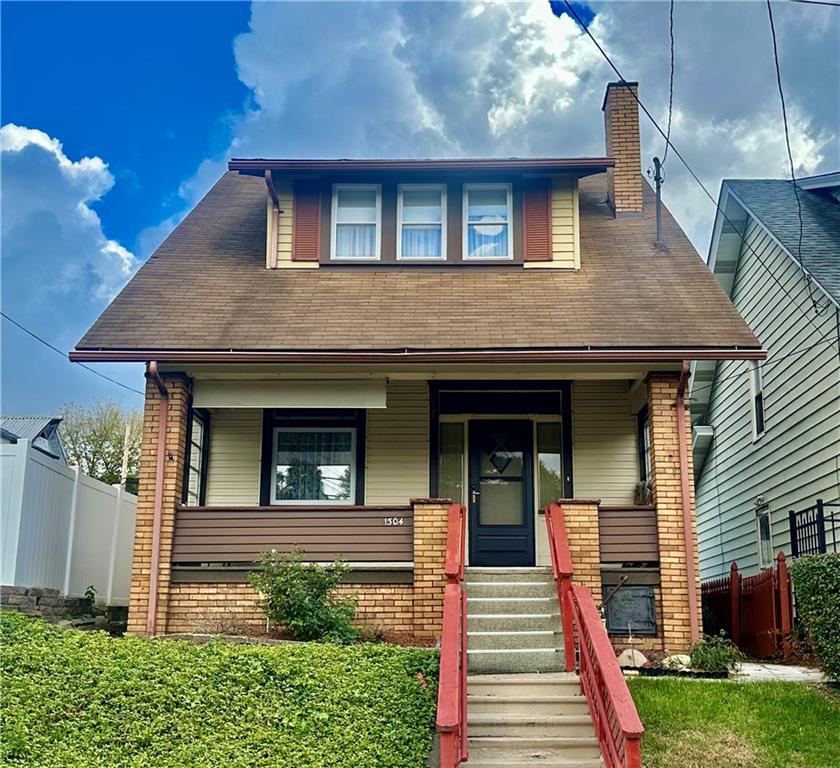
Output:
top-left (437, 503), bottom-right (468, 767)
top-left (544, 503), bottom-right (644, 768)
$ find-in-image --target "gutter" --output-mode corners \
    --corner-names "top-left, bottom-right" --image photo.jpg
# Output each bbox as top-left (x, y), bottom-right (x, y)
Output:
top-left (146, 361), bottom-right (169, 636)
top-left (69, 347), bottom-right (767, 364)
top-left (676, 362), bottom-right (700, 644)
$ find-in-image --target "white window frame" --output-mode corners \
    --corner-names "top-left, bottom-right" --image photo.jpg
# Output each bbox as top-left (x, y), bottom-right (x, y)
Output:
top-left (749, 361), bottom-right (766, 441)
top-left (462, 182), bottom-right (514, 261)
top-left (270, 426), bottom-right (357, 505)
top-left (756, 505), bottom-right (773, 568)
top-left (330, 184), bottom-right (382, 261)
top-left (396, 183), bottom-right (447, 261)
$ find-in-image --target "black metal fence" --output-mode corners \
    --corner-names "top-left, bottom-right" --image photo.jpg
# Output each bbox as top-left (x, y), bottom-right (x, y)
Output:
top-left (789, 499), bottom-right (840, 557)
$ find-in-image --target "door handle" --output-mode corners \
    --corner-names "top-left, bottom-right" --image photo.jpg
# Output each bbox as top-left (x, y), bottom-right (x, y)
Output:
top-left (471, 487), bottom-right (480, 504)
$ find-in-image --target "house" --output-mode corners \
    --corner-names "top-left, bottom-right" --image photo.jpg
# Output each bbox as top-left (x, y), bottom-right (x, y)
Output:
top-left (693, 172), bottom-right (840, 579)
top-left (0, 416), bottom-right (67, 462)
top-left (71, 81), bottom-right (760, 657)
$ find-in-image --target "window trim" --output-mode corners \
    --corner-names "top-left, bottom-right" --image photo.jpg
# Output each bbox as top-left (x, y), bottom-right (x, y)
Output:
top-left (182, 405), bottom-right (210, 506)
top-left (330, 183), bottom-right (382, 261)
top-left (462, 182), bottom-right (514, 261)
top-left (749, 361), bottom-right (766, 441)
top-left (637, 406), bottom-right (651, 482)
top-left (270, 426), bottom-right (357, 506)
top-left (756, 504), bottom-right (773, 568)
top-left (396, 183), bottom-right (447, 261)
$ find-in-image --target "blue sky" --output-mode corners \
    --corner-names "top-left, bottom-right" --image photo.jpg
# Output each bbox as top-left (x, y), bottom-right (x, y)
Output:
top-left (2, 1), bottom-right (838, 416)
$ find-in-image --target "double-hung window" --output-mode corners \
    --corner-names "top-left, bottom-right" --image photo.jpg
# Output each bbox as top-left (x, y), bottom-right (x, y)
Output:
top-left (331, 184), bottom-right (381, 260)
top-left (184, 409), bottom-right (209, 506)
top-left (756, 505), bottom-right (772, 567)
top-left (463, 183), bottom-right (513, 260)
top-left (271, 426), bottom-right (357, 504)
top-left (749, 361), bottom-right (766, 439)
top-left (397, 184), bottom-right (446, 260)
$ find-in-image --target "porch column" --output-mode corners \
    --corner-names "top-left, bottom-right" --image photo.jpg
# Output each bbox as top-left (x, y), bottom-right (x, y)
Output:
top-left (411, 498), bottom-right (450, 639)
top-left (647, 373), bottom-right (701, 653)
top-left (127, 373), bottom-right (191, 635)
top-left (559, 499), bottom-right (601, 597)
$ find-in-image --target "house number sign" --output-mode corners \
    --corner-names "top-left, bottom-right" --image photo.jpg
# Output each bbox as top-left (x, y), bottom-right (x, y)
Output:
top-left (384, 517), bottom-right (405, 526)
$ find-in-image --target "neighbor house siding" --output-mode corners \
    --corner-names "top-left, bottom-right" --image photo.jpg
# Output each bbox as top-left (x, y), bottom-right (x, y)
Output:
top-left (204, 409), bottom-right (262, 505)
top-left (572, 380), bottom-right (639, 505)
top-left (696, 219), bottom-right (840, 580)
top-left (365, 381), bottom-right (430, 504)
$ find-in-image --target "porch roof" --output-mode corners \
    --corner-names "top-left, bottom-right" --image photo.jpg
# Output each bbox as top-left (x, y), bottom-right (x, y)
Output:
top-left (73, 171), bottom-right (761, 363)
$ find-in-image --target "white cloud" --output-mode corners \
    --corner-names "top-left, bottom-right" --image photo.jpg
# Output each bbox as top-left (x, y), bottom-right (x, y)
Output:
top-left (1, 124), bottom-right (138, 345)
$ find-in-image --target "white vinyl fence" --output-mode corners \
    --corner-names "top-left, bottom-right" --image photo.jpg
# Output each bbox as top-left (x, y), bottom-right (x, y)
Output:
top-left (1, 440), bottom-right (137, 605)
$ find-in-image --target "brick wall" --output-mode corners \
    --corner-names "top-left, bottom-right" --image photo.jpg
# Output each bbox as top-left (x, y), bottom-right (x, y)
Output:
top-left (127, 374), bottom-right (190, 635)
top-left (560, 500), bottom-right (601, 597)
top-left (603, 81), bottom-right (643, 216)
top-left (412, 499), bottom-right (450, 639)
top-left (647, 374), bottom-right (701, 653)
top-left (165, 581), bottom-right (415, 636)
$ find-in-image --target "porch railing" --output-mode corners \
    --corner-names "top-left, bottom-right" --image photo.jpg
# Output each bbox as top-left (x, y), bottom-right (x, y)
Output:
top-left (545, 503), bottom-right (644, 768)
top-left (789, 499), bottom-right (840, 557)
top-left (437, 503), bottom-right (468, 767)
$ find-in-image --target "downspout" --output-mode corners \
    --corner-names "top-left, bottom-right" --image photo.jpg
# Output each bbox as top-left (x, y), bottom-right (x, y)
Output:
top-left (146, 361), bottom-right (169, 636)
top-left (676, 362), bottom-right (700, 644)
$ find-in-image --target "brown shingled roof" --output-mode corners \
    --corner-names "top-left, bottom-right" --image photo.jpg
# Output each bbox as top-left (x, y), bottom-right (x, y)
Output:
top-left (73, 171), bottom-right (760, 361)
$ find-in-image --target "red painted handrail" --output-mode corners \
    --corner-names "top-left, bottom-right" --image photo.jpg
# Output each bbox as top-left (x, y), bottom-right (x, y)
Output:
top-left (544, 503), bottom-right (644, 768)
top-left (437, 503), bottom-right (468, 767)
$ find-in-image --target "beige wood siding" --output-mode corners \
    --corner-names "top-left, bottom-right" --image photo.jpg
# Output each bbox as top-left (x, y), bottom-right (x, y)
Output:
top-left (205, 409), bottom-right (262, 505)
top-left (518, 174), bottom-right (580, 270)
top-left (572, 380), bottom-right (639, 504)
top-left (365, 381), bottom-right (429, 504)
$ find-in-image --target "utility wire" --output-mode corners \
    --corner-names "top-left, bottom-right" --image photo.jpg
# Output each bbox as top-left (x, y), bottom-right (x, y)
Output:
top-left (766, 0), bottom-right (823, 315)
top-left (561, 0), bottom-right (835, 351)
top-left (1, 311), bottom-right (145, 397)
top-left (786, 0), bottom-right (840, 7)
top-left (661, 0), bottom-right (675, 167)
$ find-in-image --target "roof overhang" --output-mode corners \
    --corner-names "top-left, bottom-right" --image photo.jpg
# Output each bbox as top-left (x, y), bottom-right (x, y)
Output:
top-left (228, 157), bottom-right (614, 177)
top-left (70, 346), bottom-right (766, 365)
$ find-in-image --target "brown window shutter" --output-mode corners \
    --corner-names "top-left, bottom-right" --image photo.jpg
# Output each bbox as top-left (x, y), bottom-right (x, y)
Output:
top-left (292, 181), bottom-right (321, 261)
top-left (523, 179), bottom-right (552, 262)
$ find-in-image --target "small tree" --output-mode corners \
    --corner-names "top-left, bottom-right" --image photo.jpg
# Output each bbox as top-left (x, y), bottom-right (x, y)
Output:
top-left (59, 400), bottom-right (142, 485)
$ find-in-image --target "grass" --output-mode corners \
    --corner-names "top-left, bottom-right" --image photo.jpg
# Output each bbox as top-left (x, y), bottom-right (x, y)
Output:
top-left (0, 612), bottom-right (438, 767)
top-left (628, 677), bottom-right (840, 768)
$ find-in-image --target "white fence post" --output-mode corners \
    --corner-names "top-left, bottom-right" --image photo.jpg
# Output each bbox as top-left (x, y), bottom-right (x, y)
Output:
top-left (1, 440), bottom-right (30, 585)
top-left (105, 484), bottom-right (123, 606)
top-left (62, 465), bottom-right (81, 596)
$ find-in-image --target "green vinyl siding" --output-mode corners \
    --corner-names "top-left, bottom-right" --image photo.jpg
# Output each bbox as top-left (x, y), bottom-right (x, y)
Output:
top-left (696, 219), bottom-right (840, 580)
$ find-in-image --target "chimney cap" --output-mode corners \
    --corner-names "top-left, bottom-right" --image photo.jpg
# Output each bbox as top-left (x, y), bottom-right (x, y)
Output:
top-left (602, 80), bottom-right (639, 111)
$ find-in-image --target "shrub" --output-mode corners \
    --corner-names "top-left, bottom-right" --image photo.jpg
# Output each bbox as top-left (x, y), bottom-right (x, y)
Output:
top-left (689, 633), bottom-right (744, 673)
top-left (249, 548), bottom-right (358, 643)
top-left (0, 612), bottom-right (439, 767)
top-left (790, 553), bottom-right (840, 680)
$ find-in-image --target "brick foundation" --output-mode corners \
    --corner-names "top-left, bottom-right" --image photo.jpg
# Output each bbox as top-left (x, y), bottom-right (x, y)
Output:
top-left (647, 374), bottom-right (701, 653)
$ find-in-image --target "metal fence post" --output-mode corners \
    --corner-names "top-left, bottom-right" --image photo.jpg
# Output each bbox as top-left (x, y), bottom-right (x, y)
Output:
top-left (788, 509), bottom-right (799, 557)
top-left (816, 499), bottom-right (826, 554)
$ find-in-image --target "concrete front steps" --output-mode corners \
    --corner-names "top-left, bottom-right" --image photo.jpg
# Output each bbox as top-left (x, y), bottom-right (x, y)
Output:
top-left (465, 567), bottom-right (565, 674)
top-left (465, 674), bottom-right (601, 767)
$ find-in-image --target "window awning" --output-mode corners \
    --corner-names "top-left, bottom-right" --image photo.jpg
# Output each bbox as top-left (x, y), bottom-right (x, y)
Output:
top-left (192, 379), bottom-right (387, 409)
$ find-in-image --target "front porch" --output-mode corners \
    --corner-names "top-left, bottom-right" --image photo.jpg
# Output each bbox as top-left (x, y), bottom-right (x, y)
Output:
top-left (129, 373), bottom-right (700, 652)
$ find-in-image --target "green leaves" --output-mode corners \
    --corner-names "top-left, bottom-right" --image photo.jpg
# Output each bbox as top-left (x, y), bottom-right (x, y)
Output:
top-left (0, 613), bottom-right (439, 767)
top-left (688, 634), bottom-right (744, 674)
top-left (790, 553), bottom-right (840, 680)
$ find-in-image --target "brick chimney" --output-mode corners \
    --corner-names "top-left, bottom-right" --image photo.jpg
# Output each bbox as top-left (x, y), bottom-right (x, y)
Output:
top-left (602, 81), bottom-right (643, 217)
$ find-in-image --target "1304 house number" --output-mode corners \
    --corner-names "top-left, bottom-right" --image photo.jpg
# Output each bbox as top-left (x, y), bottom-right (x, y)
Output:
top-left (384, 517), bottom-right (405, 526)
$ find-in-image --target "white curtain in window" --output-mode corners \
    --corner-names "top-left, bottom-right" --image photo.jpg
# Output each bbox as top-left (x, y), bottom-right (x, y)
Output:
top-left (335, 224), bottom-right (376, 258)
top-left (402, 227), bottom-right (442, 258)
top-left (401, 188), bottom-right (443, 258)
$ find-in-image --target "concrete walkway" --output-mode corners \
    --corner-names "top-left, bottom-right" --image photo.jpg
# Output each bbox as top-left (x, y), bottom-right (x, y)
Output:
top-left (733, 662), bottom-right (826, 683)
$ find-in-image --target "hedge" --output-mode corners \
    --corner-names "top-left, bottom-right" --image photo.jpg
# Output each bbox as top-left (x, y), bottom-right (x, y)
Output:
top-left (0, 612), bottom-right (439, 767)
top-left (789, 553), bottom-right (840, 681)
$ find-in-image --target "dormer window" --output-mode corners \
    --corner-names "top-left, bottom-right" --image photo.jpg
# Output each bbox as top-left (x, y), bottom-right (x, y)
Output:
top-left (397, 184), bottom-right (446, 260)
top-left (464, 183), bottom-right (513, 260)
top-left (331, 184), bottom-right (381, 260)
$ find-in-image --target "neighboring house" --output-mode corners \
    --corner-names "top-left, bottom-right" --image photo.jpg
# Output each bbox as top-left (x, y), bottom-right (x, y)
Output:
top-left (0, 416), bottom-right (67, 462)
top-left (693, 172), bottom-right (840, 580)
top-left (72, 81), bottom-right (760, 657)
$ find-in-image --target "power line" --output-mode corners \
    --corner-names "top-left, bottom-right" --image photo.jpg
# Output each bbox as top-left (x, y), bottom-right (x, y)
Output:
top-left (786, 0), bottom-right (840, 7)
top-left (561, 0), bottom-right (835, 351)
top-left (661, 0), bottom-right (675, 167)
top-left (766, 0), bottom-right (823, 315)
top-left (1, 311), bottom-right (145, 397)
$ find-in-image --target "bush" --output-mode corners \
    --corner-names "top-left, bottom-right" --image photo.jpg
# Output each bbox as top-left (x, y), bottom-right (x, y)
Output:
top-left (249, 548), bottom-right (358, 643)
top-left (689, 633), bottom-right (744, 673)
top-left (790, 553), bottom-right (840, 680)
top-left (0, 612), bottom-right (439, 767)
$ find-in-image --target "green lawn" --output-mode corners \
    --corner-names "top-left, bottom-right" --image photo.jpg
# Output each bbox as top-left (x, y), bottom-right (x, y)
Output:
top-left (628, 677), bottom-right (840, 768)
top-left (0, 612), bottom-right (438, 768)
